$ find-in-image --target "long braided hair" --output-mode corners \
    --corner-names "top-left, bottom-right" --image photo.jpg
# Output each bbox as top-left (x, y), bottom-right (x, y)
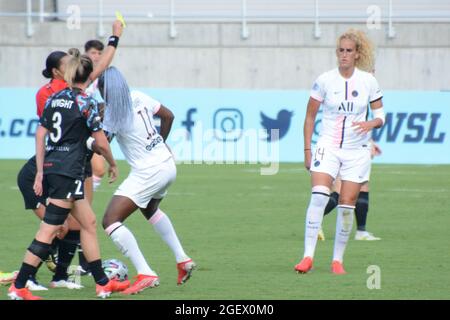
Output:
top-left (98, 66), bottom-right (133, 134)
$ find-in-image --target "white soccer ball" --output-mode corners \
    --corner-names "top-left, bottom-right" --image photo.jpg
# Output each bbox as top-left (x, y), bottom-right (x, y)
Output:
top-left (102, 259), bottom-right (128, 281)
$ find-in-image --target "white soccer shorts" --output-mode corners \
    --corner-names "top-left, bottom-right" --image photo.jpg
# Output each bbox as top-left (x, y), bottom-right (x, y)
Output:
top-left (309, 144), bottom-right (372, 183)
top-left (115, 157), bottom-right (177, 208)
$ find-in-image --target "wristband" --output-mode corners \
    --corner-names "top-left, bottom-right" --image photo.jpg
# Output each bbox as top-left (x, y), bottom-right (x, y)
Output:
top-left (86, 137), bottom-right (95, 150)
top-left (107, 35), bottom-right (119, 48)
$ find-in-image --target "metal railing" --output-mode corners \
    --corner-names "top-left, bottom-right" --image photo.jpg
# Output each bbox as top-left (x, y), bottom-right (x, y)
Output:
top-left (0, 0), bottom-right (449, 39)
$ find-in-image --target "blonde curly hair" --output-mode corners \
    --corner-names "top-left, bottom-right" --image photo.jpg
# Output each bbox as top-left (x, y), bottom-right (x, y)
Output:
top-left (337, 29), bottom-right (375, 73)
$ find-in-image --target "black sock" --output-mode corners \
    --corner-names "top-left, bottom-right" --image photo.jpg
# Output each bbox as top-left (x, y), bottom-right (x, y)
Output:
top-left (53, 231), bottom-right (79, 281)
top-left (50, 238), bottom-right (60, 257)
top-left (29, 261), bottom-right (42, 282)
top-left (15, 263), bottom-right (38, 289)
top-left (324, 192), bottom-right (339, 215)
top-left (78, 247), bottom-right (90, 272)
top-left (88, 259), bottom-right (109, 286)
top-left (355, 191), bottom-right (369, 231)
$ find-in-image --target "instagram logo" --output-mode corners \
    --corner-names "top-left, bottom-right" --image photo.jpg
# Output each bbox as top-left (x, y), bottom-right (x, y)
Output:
top-left (213, 108), bottom-right (244, 141)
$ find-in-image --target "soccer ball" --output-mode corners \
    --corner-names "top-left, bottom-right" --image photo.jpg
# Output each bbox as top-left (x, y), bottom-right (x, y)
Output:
top-left (102, 259), bottom-right (128, 281)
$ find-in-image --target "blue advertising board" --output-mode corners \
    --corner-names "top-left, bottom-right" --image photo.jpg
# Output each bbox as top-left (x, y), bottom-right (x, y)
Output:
top-left (0, 88), bottom-right (448, 164)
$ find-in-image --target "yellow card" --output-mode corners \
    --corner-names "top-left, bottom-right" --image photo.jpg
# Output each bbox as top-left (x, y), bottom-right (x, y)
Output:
top-left (115, 11), bottom-right (126, 28)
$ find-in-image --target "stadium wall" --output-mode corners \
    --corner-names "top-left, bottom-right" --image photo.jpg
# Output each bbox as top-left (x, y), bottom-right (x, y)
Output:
top-left (0, 22), bottom-right (449, 90)
top-left (0, 88), bottom-right (448, 165)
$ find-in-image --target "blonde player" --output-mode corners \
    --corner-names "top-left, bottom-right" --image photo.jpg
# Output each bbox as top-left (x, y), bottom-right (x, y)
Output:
top-left (98, 67), bottom-right (196, 295)
top-left (295, 29), bottom-right (385, 275)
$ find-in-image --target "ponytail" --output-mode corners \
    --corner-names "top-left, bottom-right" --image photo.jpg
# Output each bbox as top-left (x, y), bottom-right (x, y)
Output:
top-left (64, 49), bottom-right (93, 87)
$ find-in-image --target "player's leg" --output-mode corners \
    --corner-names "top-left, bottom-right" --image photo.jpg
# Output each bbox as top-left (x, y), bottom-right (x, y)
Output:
top-left (141, 197), bottom-right (195, 285)
top-left (17, 164), bottom-right (55, 288)
top-left (76, 176), bottom-right (93, 275)
top-left (91, 153), bottom-right (105, 191)
top-left (71, 198), bottom-right (129, 298)
top-left (295, 144), bottom-right (339, 273)
top-left (103, 195), bottom-right (159, 281)
top-left (50, 214), bottom-right (84, 289)
top-left (9, 197), bottom-right (72, 300)
top-left (331, 180), bottom-right (360, 274)
top-left (354, 182), bottom-right (380, 240)
top-left (331, 147), bottom-right (371, 274)
top-left (295, 172), bottom-right (334, 273)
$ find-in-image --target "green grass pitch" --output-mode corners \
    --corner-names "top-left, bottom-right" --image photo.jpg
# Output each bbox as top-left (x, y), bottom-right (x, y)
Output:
top-left (0, 160), bottom-right (449, 300)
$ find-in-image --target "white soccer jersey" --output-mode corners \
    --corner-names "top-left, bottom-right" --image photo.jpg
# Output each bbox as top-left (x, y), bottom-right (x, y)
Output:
top-left (104, 90), bottom-right (172, 170)
top-left (85, 79), bottom-right (98, 97)
top-left (310, 67), bottom-right (382, 149)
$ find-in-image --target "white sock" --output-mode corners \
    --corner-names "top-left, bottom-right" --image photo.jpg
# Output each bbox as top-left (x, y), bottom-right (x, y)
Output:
top-left (92, 175), bottom-right (102, 191)
top-left (149, 209), bottom-right (189, 263)
top-left (303, 186), bottom-right (330, 258)
top-left (332, 205), bottom-right (355, 263)
top-left (105, 222), bottom-right (157, 276)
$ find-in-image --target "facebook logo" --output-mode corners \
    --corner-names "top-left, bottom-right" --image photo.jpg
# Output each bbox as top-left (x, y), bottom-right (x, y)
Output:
top-left (181, 108), bottom-right (197, 140)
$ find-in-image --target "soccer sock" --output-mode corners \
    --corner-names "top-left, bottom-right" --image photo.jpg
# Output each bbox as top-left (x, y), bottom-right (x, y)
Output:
top-left (324, 192), bottom-right (339, 216)
top-left (355, 192), bottom-right (369, 231)
top-left (149, 209), bottom-right (189, 263)
top-left (78, 248), bottom-right (90, 272)
top-left (303, 186), bottom-right (330, 258)
top-left (105, 222), bottom-right (156, 276)
top-left (30, 261), bottom-right (42, 280)
top-left (92, 175), bottom-right (102, 191)
top-left (53, 231), bottom-right (79, 281)
top-left (15, 263), bottom-right (38, 289)
top-left (332, 205), bottom-right (355, 263)
top-left (88, 259), bottom-right (109, 286)
top-left (50, 237), bottom-right (60, 255)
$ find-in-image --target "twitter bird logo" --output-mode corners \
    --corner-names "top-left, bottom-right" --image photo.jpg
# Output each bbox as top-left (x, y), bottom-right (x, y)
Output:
top-left (260, 109), bottom-right (294, 141)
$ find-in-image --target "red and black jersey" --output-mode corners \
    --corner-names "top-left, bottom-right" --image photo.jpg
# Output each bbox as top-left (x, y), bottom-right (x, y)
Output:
top-left (36, 79), bottom-right (68, 117)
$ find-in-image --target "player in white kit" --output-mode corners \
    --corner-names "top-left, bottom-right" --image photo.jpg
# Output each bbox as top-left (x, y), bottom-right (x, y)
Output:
top-left (295, 29), bottom-right (386, 274)
top-left (98, 67), bottom-right (195, 295)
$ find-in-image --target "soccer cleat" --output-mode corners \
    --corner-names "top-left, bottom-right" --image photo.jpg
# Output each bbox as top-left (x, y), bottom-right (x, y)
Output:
top-left (50, 279), bottom-right (84, 289)
top-left (96, 279), bottom-right (130, 299)
top-left (0, 271), bottom-right (18, 285)
top-left (331, 260), bottom-right (346, 275)
top-left (8, 284), bottom-right (43, 300)
top-left (121, 274), bottom-right (159, 295)
top-left (294, 257), bottom-right (313, 274)
top-left (355, 231), bottom-right (381, 241)
top-left (26, 278), bottom-right (48, 291)
top-left (177, 259), bottom-right (196, 285)
top-left (318, 228), bottom-right (325, 241)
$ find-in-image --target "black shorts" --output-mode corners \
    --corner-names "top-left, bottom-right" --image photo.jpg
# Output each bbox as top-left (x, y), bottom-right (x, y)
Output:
top-left (17, 161), bottom-right (48, 210)
top-left (85, 161), bottom-right (93, 178)
top-left (45, 174), bottom-right (85, 200)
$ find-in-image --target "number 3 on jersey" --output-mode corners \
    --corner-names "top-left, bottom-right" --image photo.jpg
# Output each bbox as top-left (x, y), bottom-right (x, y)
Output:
top-left (49, 111), bottom-right (62, 143)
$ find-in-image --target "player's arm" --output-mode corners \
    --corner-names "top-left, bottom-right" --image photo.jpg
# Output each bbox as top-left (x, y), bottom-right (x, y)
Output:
top-left (155, 105), bottom-right (174, 142)
top-left (34, 125), bottom-right (48, 196)
top-left (89, 20), bottom-right (123, 82)
top-left (91, 130), bottom-right (117, 183)
top-left (303, 97), bottom-right (321, 170)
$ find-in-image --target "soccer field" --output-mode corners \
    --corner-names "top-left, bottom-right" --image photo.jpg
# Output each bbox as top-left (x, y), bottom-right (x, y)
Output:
top-left (0, 160), bottom-right (449, 300)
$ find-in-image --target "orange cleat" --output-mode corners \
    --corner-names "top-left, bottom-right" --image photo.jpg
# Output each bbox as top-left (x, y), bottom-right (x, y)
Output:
top-left (96, 279), bottom-right (130, 298)
top-left (177, 259), bottom-right (196, 285)
top-left (121, 274), bottom-right (159, 295)
top-left (294, 257), bottom-right (313, 274)
top-left (8, 284), bottom-right (43, 300)
top-left (331, 260), bottom-right (346, 275)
